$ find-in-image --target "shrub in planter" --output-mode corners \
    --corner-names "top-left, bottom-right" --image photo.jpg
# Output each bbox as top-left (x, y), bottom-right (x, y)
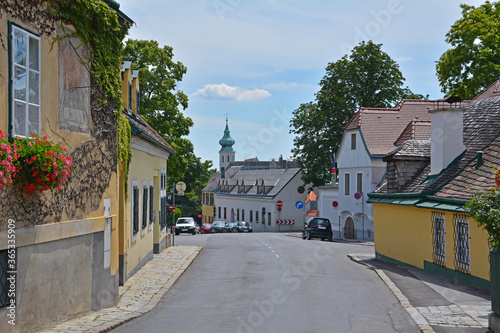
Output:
top-left (0, 130), bottom-right (18, 189)
top-left (14, 133), bottom-right (72, 195)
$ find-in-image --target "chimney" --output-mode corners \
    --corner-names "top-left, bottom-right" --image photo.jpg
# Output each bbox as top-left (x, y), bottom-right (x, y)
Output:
top-left (429, 106), bottom-right (466, 175)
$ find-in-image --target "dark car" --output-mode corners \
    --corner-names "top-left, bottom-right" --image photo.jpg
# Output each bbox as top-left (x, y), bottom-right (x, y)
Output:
top-left (224, 222), bottom-right (235, 233)
top-left (302, 217), bottom-right (333, 241)
top-left (233, 221), bottom-right (253, 233)
top-left (211, 221), bottom-right (226, 233)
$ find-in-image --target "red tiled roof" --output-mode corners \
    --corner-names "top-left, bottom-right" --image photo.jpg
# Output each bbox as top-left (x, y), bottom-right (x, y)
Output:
top-left (305, 191), bottom-right (317, 203)
top-left (345, 100), bottom-right (435, 156)
top-left (394, 120), bottom-right (431, 146)
top-left (472, 80), bottom-right (500, 101)
top-left (306, 210), bottom-right (319, 217)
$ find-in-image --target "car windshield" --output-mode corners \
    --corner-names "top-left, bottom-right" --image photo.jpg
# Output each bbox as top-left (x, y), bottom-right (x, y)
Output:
top-left (239, 222), bottom-right (249, 227)
top-left (310, 218), bottom-right (330, 226)
top-left (177, 219), bottom-right (192, 224)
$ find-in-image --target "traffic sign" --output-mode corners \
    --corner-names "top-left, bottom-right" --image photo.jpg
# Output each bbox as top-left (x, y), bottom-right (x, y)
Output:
top-left (176, 182), bottom-right (186, 195)
top-left (276, 200), bottom-right (283, 207)
top-left (169, 204), bottom-right (175, 212)
top-left (197, 214), bottom-right (202, 218)
top-left (354, 192), bottom-right (362, 200)
top-left (332, 201), bottom-right (338, 208)
top-left (496, 169), bottom-right (500, 187)
top-left (295, 201), bottom-right (304, 209)
top-left (278, 207), bottom-right (282, 212)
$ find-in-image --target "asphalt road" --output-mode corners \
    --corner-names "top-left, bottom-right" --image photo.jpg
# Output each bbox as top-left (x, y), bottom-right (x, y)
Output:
top-left (112, 233), bottom-right (420, 333)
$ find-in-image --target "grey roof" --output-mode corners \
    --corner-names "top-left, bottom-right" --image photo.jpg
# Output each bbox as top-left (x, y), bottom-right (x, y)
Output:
top-left (376, 95), bottom-right (500, 196)
top-left (216, 168), bottom-right (301, 198)
top-left (385, 140), bottom-right (431, 160)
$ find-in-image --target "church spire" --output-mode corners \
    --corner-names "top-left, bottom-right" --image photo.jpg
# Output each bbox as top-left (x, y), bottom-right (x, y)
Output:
top-left (219, 117), bottom-right (236, 174)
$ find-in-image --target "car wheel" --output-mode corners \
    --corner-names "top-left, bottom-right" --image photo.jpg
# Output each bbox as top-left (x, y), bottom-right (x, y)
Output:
top-left (328, 235), bottom-right (333, 242)
top-left (175, 232), bottom-right (179, 236)
top-left (307, 233), bottom-right (312, 240)
top-left (192, 230), bottom-right (196, 235)
top-left (302, 231), bottom-right (306, 240)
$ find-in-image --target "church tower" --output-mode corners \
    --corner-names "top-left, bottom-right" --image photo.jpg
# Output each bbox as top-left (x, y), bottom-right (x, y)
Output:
top-left (219, 117), bottom-right (235, 175)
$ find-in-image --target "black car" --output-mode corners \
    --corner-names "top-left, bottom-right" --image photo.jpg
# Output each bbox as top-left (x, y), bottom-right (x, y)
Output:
top-left (224, 222), bottom-right (235, 233)
top-left (302, 217), bottom-right (333, 241)
top-left (211, 221), bottom-right (226, 233)
top-left (232, 221), bottom-right (253, 233)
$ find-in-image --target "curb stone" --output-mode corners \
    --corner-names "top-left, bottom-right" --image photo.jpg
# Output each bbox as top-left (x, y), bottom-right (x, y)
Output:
top-left (347, 254), bottom-right (435, 333)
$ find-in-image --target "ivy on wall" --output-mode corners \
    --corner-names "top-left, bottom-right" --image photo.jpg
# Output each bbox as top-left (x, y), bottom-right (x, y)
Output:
top-left (0, 0), bottom-right (132, 227)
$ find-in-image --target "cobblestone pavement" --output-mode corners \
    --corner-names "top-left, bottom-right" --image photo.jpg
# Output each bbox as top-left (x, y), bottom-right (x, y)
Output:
top-left (348, 254), bottom-right (491, 333)
top-left (39, 245), bottom-right (201, 333)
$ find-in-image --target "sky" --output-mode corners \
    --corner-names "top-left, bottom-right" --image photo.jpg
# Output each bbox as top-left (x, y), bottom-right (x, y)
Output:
top-left (117, 0), bottom-right (486, 166)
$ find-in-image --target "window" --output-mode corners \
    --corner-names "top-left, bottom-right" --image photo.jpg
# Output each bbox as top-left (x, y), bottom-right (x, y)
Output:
top-left (128, 82), bottom-right (132, 112)
top-left (224, 207), bottom-right (227, 219)
top-left (136, 89), bottom-right (140, 115)
top-left (454, 214), bottom-right (471, 273)
top-left (268, 212), bottom-right (271, 226)
top-left (432, 212), bottom-right (446, 266)
top-left (142, 182), bottom-right (148, 232)
top-left (237, 209), bottom-right (239, 221)
top-left (132, 182), bottom-right (139, 237)
top-left (351, 133), bottom-right (356, 150)
top-left (218, 207), bottom-right (221, 219)
top-left (11, 24), bottom-right (40, 137)
top-left (262, 211), bottom-right (265, 224)
top-left (149, 183), bottom-right (154, 225)
top-left (344, 173), bottom-right (350, 196)
top-left (242, 209), bottom-right (245, 221)
top-left (357, 173), bottom-right (362, 194)
top-left (256, 211), bottom-right (259, 223)
top-left (250, 210), bottom-right (253, 222)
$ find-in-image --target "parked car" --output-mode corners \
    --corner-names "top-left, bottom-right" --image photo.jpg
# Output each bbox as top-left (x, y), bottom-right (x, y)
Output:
top-left (233, 221), bottom-right (253, 233)
top-left (201, 223), bottom-right (212, 234)
top-left (302, 217), bottom-right (333, 241)
top-left (224, 222), bottom-right (235, 233)
top-left (175, 217), bottom-right (198, 235)
top-left (211, 221), bottom-right (226, 233)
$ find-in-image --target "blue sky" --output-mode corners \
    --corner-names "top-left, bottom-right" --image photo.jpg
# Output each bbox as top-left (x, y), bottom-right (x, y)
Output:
top-left (118, 0), bottom-right (486, 166)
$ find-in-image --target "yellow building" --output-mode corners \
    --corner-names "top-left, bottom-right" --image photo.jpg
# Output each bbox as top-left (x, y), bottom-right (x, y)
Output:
top-left (119, 61), bottom-right (174, 283)
top-left (202, 173), bottom-right (218, 224)
top-left (369, 90), bottom-right (500, 289)
top-left (0, 1), bottom-right (132, 331)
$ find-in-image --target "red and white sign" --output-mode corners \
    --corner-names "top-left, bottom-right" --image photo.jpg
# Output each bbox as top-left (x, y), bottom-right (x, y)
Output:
top-left (276, 219), bottom-right (294, 225)
top-left (332, 201), bottom-right (338, 208)
top-left (197, 214), bottom-right (202, 218)
top-left (276, 200), bottom-right (283, 207)
top-left (169, 204), bottom-right (175, 212)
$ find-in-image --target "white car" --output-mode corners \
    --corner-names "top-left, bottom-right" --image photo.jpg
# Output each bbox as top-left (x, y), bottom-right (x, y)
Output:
top-left (174, 217), bottom-right (199, 235)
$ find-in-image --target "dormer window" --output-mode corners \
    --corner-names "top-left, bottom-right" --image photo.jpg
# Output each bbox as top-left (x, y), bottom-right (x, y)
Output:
top-left (351, 133), bottom-right (356, 150)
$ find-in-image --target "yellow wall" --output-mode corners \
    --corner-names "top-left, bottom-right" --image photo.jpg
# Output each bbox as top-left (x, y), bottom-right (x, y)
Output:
top-left (373, 203), bottom-right (490, 281)
top-left (125, 146), bottom-right (165, 276)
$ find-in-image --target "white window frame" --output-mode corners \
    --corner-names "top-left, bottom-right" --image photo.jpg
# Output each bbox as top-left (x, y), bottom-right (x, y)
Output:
top-left (11, 24), bottom-right (41, 138)
top-left (141, 180), bottom-right (148, 236)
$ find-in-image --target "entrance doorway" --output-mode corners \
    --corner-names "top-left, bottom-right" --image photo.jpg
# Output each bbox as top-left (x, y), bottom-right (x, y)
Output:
top-left (344, 217), bottom-right (355, 239)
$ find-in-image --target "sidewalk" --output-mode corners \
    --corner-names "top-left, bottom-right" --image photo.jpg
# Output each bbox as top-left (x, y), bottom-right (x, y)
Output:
top-left (348, 253), bottom-right (492, 333)
top-left (39, 245), bottom-right (201, 333)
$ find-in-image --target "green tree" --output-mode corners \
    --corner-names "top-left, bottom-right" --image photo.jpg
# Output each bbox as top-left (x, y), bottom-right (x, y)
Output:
top-left (122, 39), bottom-right (193, 180)
top-left (290, 41), bottom-right (421, 187)
top-left (436, 2), bottom-right (500, 100)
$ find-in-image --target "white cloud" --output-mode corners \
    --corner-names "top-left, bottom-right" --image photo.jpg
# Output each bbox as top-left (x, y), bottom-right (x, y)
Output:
top-left (192, 83), bottom-right (271, 101)
top-left (263, 82), bottom-right (299, 90)
top-left (395, 56), bottom-right (414, 62)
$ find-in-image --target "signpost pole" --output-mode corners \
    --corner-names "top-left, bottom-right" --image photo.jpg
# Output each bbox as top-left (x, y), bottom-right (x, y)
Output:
top-left (172, 182), bottom-right (175, 246)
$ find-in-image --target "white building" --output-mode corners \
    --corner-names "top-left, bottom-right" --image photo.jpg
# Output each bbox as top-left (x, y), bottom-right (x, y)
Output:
top-left (208, 119), bottom-right (307, 232)
top-left (319, 99), bottom-right (436, 240)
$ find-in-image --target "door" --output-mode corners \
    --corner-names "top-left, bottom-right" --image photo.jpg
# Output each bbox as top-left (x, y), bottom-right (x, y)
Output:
top-left (344, 217), bottom-right (355, 239)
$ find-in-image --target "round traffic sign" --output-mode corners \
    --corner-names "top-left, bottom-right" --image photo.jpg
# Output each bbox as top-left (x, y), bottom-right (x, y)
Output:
top-left (496, 169), bottom-right (500, 187)
top-left (169, 204), bottom-right (175, 212)
top-left (295, 201), bottom-right (304, 209)
top-left (354, 192), bottom-right (362, 200)
top-left (278, 207), bottom-right (282, 212)
top-left (197, 213), bottom-right (202, 218)
top-left (332, 201), bottom-right (338, 208)
top-left (277, 200), bottom-right (283, 207)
